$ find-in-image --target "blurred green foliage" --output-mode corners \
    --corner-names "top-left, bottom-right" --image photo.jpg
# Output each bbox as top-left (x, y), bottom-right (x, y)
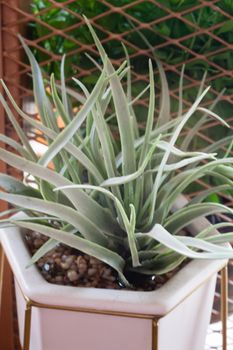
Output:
top-left (30, 0), bottom-right (233, 94)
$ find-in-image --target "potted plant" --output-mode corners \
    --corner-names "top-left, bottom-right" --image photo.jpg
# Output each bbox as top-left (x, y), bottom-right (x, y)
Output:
top-left (0, 18), bottom-right (233, 350)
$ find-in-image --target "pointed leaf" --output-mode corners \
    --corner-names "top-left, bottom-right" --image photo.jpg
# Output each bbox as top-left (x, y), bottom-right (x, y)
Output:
top-left (0, 192), bottom-right (108, 245)
top-left (38, 67), bottom-right (106, 167)
top-left (0, 148), bottom-right (116, 233)
top-left (54, 184), bottom-right (140, 267)
top-left (164, 202), bottom-right (233, 234)
top-left (143, 224), bottom-right (233, 259)
top-left (102, 140), bottom-right (159, 187)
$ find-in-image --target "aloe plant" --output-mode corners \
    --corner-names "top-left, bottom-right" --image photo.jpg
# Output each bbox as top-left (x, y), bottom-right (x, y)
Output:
top-left (0, 18), bottom-right (233, 288)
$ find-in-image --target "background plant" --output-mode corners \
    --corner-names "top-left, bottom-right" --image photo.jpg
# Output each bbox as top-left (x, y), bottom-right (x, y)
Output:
top-left (30, 0), bottom-right (233, 94)
top-left (0, 18), bottom-right (233, 287)
top-left (29, 0), bottom-right (233, 150)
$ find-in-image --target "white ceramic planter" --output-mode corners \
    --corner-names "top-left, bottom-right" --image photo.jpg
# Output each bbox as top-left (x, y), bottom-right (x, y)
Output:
top-left (0, 211), bottom-right (227, 350)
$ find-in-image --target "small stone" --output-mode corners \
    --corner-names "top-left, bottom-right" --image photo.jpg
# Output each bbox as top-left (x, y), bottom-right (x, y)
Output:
top-left (102, 268), bottom-right (111, 278)
top-left (66, 256), bottom-right (75, 265)
top-left (89, 257), bottom-right (99, 265)
top-left (55, 276), bottom-right (63, 283)
top-left (79, 263), bottom-right (87, 275)
top-left (37, 261), bottom-right (44, 268)
top-left (76, 257), bottom-right (88, 275)
top-left (67, 270), bottom-right (79, 282)
top-left (54, 258), bottom-right (61, 265)
top-left (33, 238), bottom-right (44, 249)
top-left (107, 276), bottom-right (116, 282)
top-left (76, 255), bottom-right (84, 265)
top-left (70, 263), bottom-right (77, 270)
top-left (52, 252), bottom-right (61, 259)
top-left (87, 268), bottom-right (97, 277)
top-left (45, 275), bottom-right (52, 282)
top-left (43, 263), bottom-right (50, 272)
top-left (60, 262), bottom-right (70, 270)
top-left (46, 257), bottom-right (54, 264)
top-left (91, 280), bottom-right (98, 287)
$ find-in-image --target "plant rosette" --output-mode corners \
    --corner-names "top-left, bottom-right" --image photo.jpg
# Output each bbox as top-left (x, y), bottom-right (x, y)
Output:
top-left (0, 17), bottom-right (233, 350)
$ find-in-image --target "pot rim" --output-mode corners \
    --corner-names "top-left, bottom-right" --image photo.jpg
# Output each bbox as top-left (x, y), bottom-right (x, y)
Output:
top-left (0, 202), bottom-right (228, 316)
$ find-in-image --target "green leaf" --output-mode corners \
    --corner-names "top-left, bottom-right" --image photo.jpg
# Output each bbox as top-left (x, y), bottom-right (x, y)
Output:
top-left (7, 104), bottom-right (104, 184)
top-left (60, 55), bottom-right (69, 116)
top-left (84, 16), bottom-right (136, 176)
top-left (188, 184), bottom-right (232, 205)
top-left (39, 180), bottom-right (58, 202)
top-left (93, 102), bottom-right (123, 203)
top-left (164, 202), bottom-right (233, 234)
top-left (181, 89), bottom-right (226, 151)
top-left (122, 43), bottom-right (139, 139)
top-left (54, 184), bottom-right (140, 267)
top-left (38, 66), bottom-right (106, 167)
top-left (28, 238), bottom-right (58, 266)
top-left (149, 152), bottom-right (216, 173)
top-left (127, 22), bottom-right (170, 127)
top-left (196, 71), bottom-right (207, 100)
top-left (217, 19), bottom-right (233, 34)
top-left (178, 236), bottom-right (232, 254)
top-left (101, 140), bottom-right (160, 187)
top-left (0, 148), bottom-right (117, 234)
top-left (0, 88), bottom-right (36, 161)
top-left (142, 223), bottom-right (233, 259)
top-left (147, 86), bottom-right (211, 227)
top-left (158, 140), bottom-right (213, 158)
top-left (197, 107), bottom-right (230, 128)
top-left (160, 158), bottom-right (233, 218)
top-left (0, 191), bottom-right (108, 246)
top-left (93, 102), bottom-right (117, 179)
top-left (46, 126), bottom-right (101, 182)
top-left (155, 58), bottom-right (170, 127)
top-left (178, 65), bottom-right (185, 117)
top-left (138, 60), bottom-right (155, 166)
top-left (50, 73), bottom-right (71, 127)
top-left (135, 252), bottom-right (185, 275)
top-left (0, 174), bottom-right (41, 197)
top-left (0, 134), bottom-right (29, 158)
top-left (18, 36), bottom-right (55, 129)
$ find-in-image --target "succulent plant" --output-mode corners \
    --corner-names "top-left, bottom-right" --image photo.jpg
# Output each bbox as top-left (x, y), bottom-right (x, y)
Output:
top-left (0, 18), bottom-right (233, 288)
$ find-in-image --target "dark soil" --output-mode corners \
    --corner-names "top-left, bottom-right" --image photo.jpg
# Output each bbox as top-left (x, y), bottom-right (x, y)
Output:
top-left (24, 231), bottom-right (182, 291)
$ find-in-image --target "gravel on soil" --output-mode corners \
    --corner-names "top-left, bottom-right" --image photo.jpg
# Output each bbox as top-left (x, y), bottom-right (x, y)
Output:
top-left (24, 230), bottom-right (183, 291)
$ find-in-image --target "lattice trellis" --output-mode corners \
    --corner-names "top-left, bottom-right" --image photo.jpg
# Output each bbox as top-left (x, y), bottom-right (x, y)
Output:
top-left (0, 1), bottom-right (233, 349)
top-left (1, 1), bottom-right (233, 100)
top-left (1, 1), bottom-right (233, 151)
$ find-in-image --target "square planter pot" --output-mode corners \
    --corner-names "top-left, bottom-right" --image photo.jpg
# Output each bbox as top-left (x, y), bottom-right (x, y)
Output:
top-left (0, 212), bottom-right (228, 350)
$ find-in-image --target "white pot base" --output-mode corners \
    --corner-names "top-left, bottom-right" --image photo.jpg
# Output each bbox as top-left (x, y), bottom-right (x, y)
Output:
top-left (0, 208), bottom-right (228, 350)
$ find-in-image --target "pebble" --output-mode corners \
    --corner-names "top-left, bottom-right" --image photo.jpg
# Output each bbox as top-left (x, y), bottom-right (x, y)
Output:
top-left (67, 270), bottom-right (79, 282)
top-left (34, 238), bottom-right (44, 248)
top-left (24, 231), bottom-right (183, 291)
top-left (87, 268), bottom-right (97, 277)
top-left (55, 276), bottom-right (63, 283)
top-left (102, 268), bottom-right (112, 278)
top-left (43, 263), bottom-right (50, 272)
top-left (60, 262), bottom-right (70, 270)
top-left (54, 258), bottom-right (61, 265)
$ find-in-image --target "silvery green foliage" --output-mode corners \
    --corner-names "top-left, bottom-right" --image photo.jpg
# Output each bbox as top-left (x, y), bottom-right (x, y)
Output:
top-left (0, 18), bottom-right (233, 287)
